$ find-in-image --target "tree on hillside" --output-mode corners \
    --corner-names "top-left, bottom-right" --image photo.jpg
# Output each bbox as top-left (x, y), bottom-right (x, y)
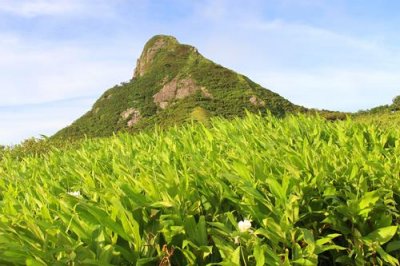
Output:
top-left (392, 95), bottom-right (400, 111)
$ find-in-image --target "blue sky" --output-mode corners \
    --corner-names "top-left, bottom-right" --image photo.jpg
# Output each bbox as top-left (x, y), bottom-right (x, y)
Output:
top-left (0, 0), bottom-right (399, 145)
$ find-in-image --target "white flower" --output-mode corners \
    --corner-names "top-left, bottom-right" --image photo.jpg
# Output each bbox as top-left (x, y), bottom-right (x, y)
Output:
top-left (67, 191), bottom-right (81, 197)
top-left (238, 219), bottom-right (252, 232)
top-left (234, 236), bottom-right (240, 244)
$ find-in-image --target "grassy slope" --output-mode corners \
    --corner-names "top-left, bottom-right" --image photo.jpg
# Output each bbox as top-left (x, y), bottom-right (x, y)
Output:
top-left (1, 114), bottom-right (400, 265)
top-left (354, 110), bottom-right (400, 127)
top-left (353, 96), bottom-right (400, 126)
top-left (53, 35), bottom-right (300, 139)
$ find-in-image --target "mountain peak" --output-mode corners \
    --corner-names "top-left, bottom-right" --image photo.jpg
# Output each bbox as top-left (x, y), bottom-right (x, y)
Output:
top-left (54, 35), bottom-right (300, 140)
top-left (133, 35), bottom-right (180, 78)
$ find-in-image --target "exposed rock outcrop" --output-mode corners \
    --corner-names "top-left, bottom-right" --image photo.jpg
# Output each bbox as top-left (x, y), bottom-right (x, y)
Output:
top-left (249, 95), bottom-right (266, 107)
top-left (201, 87), bottom-right (213, 99)
top-left (153, 77), bottom-right (212, 109)
top-left (121, 108), bottom-right (141, 127)
top-left (133, 35), bottom-right (178, 78)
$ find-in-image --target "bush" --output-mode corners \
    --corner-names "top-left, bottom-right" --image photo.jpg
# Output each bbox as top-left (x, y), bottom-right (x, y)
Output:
top-left (392, 95), bottom-right (400, 111)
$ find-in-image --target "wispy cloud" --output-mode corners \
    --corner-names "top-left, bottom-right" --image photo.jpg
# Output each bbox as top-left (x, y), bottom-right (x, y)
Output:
top-left (254, 69), bottom-right (400, 111)
top-left (0, 33), bottom-right (136, 105)
top-left (0, 97), bottom-right (95, 145)
top-left (0, 0), bottom-right (86, 17)
top-left (190, 13), bottom-right (400, 112)
top-left (0, 0), bottom-right (122, 18)
top-left (243, 19), bottom-right (380, 51)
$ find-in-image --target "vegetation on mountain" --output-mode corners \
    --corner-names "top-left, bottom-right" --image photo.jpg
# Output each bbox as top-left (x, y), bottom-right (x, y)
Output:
top-left (53, 35), bottom-right (301, 140)
top-left (352, 95), bottom-right (400, 127)
top-left (392, 95), bottom-right (400, 111)
top-left (356, 95), bottom-right (400, 115)
top-left (1, 113), bottom-right (400, 265)
top-left (0, 137), bottom-right (81, 161)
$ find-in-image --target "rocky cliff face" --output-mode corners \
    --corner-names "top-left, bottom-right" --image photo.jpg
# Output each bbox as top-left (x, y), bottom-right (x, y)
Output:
top-left (133, 35), bottom-right (179, 78)
top-left (54, 35), bottom-right (301, 139)
top-left (153, 77), bottom-right (212, 109)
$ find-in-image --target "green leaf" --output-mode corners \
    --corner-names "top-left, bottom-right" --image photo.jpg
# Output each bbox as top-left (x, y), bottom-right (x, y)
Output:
top-left (315, 233), bottom-right (341, 246)
top-left (315, 233), bottom-right (345, 254)
top-left (265, 178), bottom-right (286, 202)
top-left (253, 245), bottom-right (265, 266)
top-left (376, 245), bottom-right (400, 266)
top-left (358, 190), bottom-right (380, 217)
top-left (230, 246), bottom-right (241, 266)
top-left (76, 204), bottom-right (130, 241)
top-left (292, 258), bottom-right (315, 266)
top-left (26, 258), bottom-right (47, 266)
top-left (197, 216), bottom-right (208, 246)
top-left (362, 226), bottom-right (398, 245)
top-left (386, 241), bottom-right (400, 253)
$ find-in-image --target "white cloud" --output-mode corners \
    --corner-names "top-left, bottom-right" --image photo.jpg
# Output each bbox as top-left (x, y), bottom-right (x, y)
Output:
top-left (0, 34), bottom-right (138, 105)
top-left (191, 17), bottom-right (400, 112)
top-left (243, 19), bottom-right (379, 51)
top-left (197, 0), bottom-right (229, 21)
top-left (0, 0), bottom-right (121, 18)
top-left (0, 0), bottom-right (85, 17)
top-left (0, 97), bottom-right (95, 145)
top-left (254, 69), bottom-right (400, 111)
top-left (0, 32), bottom-right (143, 145)
top-left (193, 0), bottom-right (265, 22)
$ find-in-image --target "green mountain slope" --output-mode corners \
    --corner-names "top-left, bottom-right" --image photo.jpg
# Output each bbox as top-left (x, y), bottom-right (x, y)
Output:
top-left (353, 95), bottom-right (400, 125)
top-left (355, 95), bottom-right (400, 114)
top-left (54, 35), bottom-right (302, 139)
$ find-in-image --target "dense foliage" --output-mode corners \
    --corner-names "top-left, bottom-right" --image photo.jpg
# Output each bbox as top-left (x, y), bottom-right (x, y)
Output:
top-left (353, 95), bottom-right (400, 128)
top-left (54, 35), bottom-right (300, 140)
top-left (0, 137), bottom-right (81, 161)
top-left (391, 96), bottom-right (400, 111)
top-left (354, 111), bottom-right (400, 128)
top-left (1, 113), bottom-right (400, 265)
top-left (356, 95), bottom-right (400, 115)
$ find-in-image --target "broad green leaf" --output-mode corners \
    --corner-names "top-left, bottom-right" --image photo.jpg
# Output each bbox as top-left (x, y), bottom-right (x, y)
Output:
top-left (386, 241), bottom-right (400, 253)
top-left (376, 245), bottom-right (400, 266)
top-left (362, 226), bottom-right (398, 245)
top-left (253, 245), bottom-right (265, 266)
top-left (292, 258), bottom-right (315, 266)
top-left (26, 258), bottom-right (47, 266)
top-left (230, 246), bottom-right (241, 266)
top-left (358, 190), bottom-right (380, 217)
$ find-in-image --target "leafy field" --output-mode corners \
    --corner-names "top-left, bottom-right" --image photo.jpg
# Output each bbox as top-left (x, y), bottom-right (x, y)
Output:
top-left (1, 114), bottom-right (400, 265)
top-left (354, 111), bottom-right (400, 128)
